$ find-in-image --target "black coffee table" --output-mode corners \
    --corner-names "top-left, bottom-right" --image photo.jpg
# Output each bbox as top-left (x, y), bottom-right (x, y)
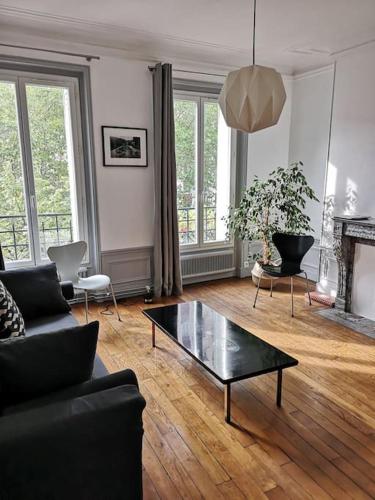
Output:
top-left (143, 301), bottom-right (298, 423)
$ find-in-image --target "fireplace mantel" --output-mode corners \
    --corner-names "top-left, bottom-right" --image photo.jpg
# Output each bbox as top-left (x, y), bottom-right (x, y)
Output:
top-left (333, 216), bottom-right (375, 312)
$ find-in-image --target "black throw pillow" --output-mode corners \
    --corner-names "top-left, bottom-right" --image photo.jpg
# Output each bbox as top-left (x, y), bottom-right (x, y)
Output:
top-left (0, 263), bottom-right (70, 321)
top-left (0, 321), bottom-right (99, 408)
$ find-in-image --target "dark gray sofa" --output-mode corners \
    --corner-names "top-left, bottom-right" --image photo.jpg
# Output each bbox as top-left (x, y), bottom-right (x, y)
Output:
top-left (1, 263), bottom-right (108, 378)
top-left (0, 261), bottom-right (145, 500)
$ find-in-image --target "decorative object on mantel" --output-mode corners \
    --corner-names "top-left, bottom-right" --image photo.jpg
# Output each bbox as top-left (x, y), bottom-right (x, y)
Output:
top-left (102, 126), bottom-right (148, 167)
top-left (219, 0), bottom-right (286, 133)
top-left (226, 162), bottom-right (319, 288)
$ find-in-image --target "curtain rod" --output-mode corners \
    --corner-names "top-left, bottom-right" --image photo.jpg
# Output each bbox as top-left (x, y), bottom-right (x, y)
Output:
top-left (0, 43), bottom-right (100, 61)
top-left (148, 65), bottom-right (227, 78)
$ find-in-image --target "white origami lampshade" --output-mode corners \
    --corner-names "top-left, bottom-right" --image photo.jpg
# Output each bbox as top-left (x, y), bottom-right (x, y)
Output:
top-left (219, 65), bottom-right (286, 133)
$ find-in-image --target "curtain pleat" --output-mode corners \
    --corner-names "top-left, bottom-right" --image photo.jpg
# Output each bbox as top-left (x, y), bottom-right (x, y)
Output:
top-left (152, 63), bottom-right (183, 297)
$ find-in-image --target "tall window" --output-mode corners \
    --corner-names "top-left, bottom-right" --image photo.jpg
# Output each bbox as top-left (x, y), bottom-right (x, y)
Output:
top-left (0, 71), bottom-right (87, 265)
top-left (174, 92), bottom-right (233, 248)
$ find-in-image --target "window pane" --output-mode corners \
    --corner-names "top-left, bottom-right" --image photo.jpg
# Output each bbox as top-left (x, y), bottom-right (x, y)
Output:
top-left (0, 81), bottom-right (31, 262)
top-left (174, 98), bottom-right (198, 245)
top-left (26, 84), bottom-right (79, 259)
top-left (203, 101), bottom-right (231, 243)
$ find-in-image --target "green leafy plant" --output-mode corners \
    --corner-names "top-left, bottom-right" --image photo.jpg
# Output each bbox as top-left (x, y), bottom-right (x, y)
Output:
top-left (226, 162), bottom-right (319, 264)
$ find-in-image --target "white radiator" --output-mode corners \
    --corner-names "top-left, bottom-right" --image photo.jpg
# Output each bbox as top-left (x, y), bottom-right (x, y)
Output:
top-left (181, 250), bottom-right (235, 278)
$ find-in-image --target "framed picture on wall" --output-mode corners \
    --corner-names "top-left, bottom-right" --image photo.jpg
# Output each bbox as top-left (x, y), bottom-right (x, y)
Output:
top-left (102, 126), bottom-right (148, 167)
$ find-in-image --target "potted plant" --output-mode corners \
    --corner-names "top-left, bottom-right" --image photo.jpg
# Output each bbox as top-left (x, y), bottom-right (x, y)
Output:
top-left (226, 162), bottom-right (318, 287)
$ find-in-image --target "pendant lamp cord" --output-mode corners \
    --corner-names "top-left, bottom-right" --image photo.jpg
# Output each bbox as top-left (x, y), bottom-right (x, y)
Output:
top-left (252, 0), bottom-right (257, 65)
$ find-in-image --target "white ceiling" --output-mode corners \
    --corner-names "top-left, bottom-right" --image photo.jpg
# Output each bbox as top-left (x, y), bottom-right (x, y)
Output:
top-left (1, 0), bottom-right (375, 74)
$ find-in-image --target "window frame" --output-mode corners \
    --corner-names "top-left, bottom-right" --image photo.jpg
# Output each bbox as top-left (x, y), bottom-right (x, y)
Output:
top-left (174, 88), bottom-right (236, 253)
top-left (0, 69), bottom-right (89, 268)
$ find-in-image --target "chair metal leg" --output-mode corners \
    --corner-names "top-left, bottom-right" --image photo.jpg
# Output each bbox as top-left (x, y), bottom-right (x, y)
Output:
top-left (270, 278), bottom-right (273, 297)
top-left (84, 290), bottom-right (89, 324)
top-left (304, 271), bottom-right (312, 305)
top-left (110, 282), bottom-right (122, 322)
top-left (253, 270), bottom-right (264, 308)
top-left (290, 277), bottom-right (294, 317)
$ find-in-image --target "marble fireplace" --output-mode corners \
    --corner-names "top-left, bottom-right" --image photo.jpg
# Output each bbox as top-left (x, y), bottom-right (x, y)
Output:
top-left (333, 217), bottom-right (375, 312)
top-left (317, 216), bottom-right (375, 338)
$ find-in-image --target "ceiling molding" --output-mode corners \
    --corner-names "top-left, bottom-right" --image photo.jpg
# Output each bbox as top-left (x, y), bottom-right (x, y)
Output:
top-left (0, 4), bottom-right (313, 74)
top-left (331, 37), bottom-right (375, 57)
top-left (0, 4), bottom-right (252, 57)
top-left (0, 40), bottom-right (293, 80)
top-left (0, 30), bottom-right (257, 77)
top-left (0, 21), bottom-right (293, 75)
top-left (293, 64), bottom-right (335, 80)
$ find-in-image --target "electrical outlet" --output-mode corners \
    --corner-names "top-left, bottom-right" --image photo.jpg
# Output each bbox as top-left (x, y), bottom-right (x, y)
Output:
top-left (243, 260), bottom-right (250, 268)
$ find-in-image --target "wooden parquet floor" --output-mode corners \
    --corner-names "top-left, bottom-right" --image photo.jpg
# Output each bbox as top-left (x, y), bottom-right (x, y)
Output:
top-left (72, 277), bottom-right (375, 500)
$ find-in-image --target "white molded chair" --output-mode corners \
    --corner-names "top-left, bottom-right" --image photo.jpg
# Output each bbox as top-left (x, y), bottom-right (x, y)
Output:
top-left (47, 241), bottom-right (121, 323)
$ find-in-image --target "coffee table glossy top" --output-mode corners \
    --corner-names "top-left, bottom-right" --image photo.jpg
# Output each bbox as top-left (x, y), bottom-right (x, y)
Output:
top-left (143, 301), bottom-right (298, 384)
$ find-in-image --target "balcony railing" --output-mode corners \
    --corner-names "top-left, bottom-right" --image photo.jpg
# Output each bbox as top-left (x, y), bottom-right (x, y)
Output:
top-left (178, 193), bottom-right (217, 245)
top-left (0, 213), bottom-right (73, 262)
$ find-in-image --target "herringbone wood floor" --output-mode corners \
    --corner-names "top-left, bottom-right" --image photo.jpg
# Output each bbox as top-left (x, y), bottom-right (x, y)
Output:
top-left (72, 277), bottom-right (375, 500)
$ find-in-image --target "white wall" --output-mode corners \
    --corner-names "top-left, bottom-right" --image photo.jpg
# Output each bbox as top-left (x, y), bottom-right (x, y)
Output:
top-left (329, 47), bottom-right (375, 219)
top-left (288, 67), bottom-right (334, 280)
top-left (289, 67), bottom-right (334, 234)
top-left (321, 45), bottom-right (375, 318)
top-left (328, 48), bottom-right (375, 218)
top-left (247, 77), bottom-right (292, 182)
top-left (90, 57), bottom-right (154, 251)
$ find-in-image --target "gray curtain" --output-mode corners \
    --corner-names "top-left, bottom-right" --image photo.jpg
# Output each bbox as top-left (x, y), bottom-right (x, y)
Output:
top-left (0, 243), bottom-right (4, 270)
top-left (152, 63), bottom-right (183, 297)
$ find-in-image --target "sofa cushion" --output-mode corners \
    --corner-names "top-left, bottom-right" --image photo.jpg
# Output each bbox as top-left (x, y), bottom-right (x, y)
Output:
top-left (3, 369), bottom-right (139, 415)
top-left (0, 281), bottom-right (25, 340)
top-left (0, 321), bottom-right (99, 408)
top-left (25, 312), bottom-right (78, 336)
top-left (0, 263), bottom-right (70, 321)
top-left (24, 312), bottom-right (108, 379)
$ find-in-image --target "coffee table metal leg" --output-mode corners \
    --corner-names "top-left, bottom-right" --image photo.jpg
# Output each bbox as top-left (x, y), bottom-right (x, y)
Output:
top-left (277, 369), bottom-right (282, 407)
top-left (224, 384), bottom-right (231, 423)
top-left (152, 323), bottom-right (156, 348)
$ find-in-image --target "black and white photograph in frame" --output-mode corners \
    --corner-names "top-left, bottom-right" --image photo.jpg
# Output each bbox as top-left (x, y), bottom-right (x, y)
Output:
top-left (102, 126), bottom-right (148, 167)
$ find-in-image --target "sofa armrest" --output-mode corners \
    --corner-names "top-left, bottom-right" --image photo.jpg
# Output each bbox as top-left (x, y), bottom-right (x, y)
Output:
top-left (60, 280), bottom-right (74, 300)
top-left (0, 385), bottom-right (146, 500)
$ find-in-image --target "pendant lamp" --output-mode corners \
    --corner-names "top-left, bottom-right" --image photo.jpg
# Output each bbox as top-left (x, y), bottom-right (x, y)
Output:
top-left (219, 0), bottom-right (286, 133)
